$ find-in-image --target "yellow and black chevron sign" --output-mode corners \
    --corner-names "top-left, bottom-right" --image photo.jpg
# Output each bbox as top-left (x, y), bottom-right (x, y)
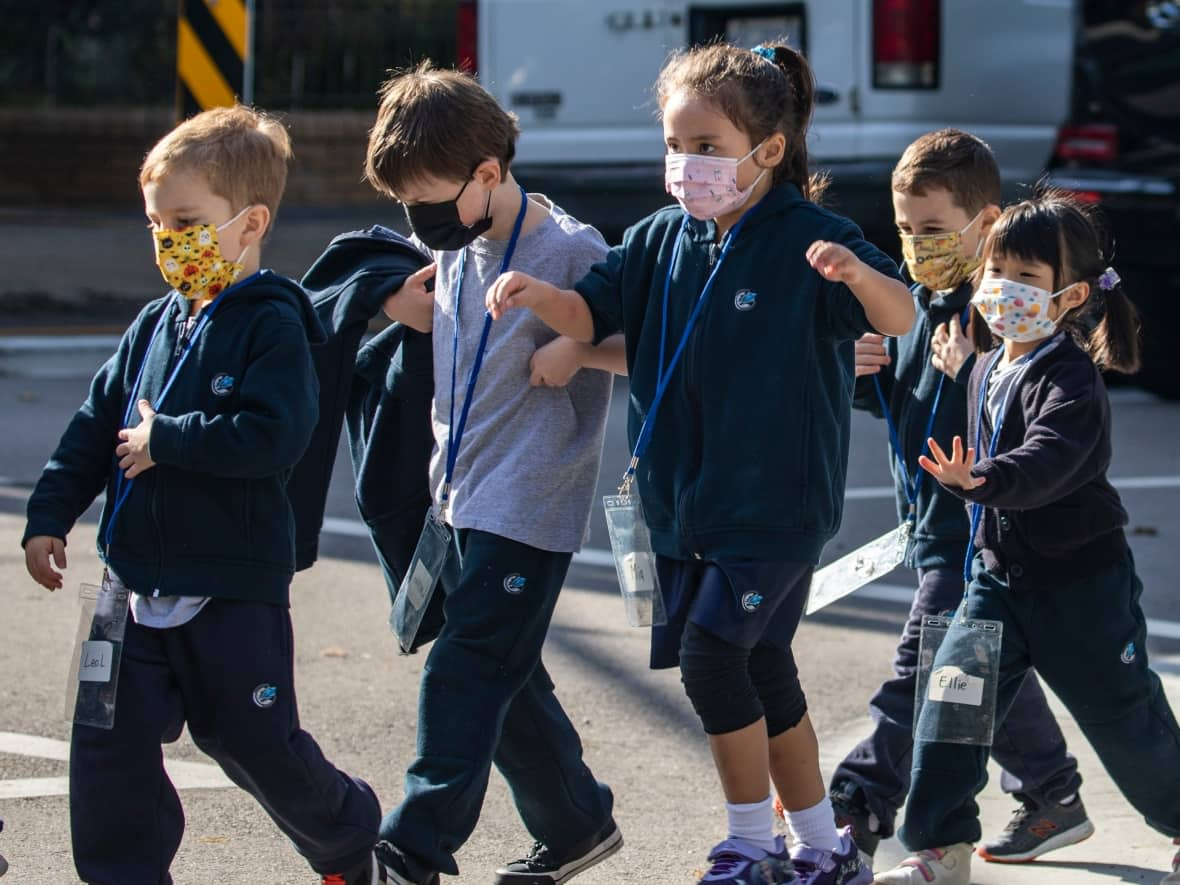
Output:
top-left (176, 0), bottom-right (251, 118)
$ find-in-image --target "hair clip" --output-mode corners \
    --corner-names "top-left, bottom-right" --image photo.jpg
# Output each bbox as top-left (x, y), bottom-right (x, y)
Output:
top-left (1098, 267), bottom-right (1120, 291)
top-left (751, 45), bottom-right (776, 61)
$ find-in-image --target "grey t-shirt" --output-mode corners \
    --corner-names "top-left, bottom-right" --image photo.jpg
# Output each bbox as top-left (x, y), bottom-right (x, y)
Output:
top-left (423, 197), bottom-right (612, 553)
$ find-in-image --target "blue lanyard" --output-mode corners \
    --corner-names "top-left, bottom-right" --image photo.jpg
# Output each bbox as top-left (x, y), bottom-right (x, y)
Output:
top-left (961, 337), bottom-right (1055, 582)
top-left (620, 208), bottom-right (754, 490)
top-left (873, 306), bottom-right (970, 519)
top-left (441, 186), bottom-right (528, 506)
top-left (103, 279), bottom-right (243, 553)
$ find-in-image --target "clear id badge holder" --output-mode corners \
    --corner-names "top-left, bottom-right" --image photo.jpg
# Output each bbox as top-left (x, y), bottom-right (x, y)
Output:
top-left (64, 572), bottom-right (130, 729)
top-left (914, 602), bottom-right (1003, 746)
top-left (806, 520), bottom-right (911, 615)
top-left (390, 510), bottom-right (454, 655)
top-left (603, 490), bottom-right (667, 628)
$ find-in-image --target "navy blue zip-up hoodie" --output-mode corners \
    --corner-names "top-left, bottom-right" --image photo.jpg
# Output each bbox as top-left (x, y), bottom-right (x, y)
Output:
top-left (854, 278), bottom-right (977, 569)
top-left (953, 335), bottom-right (1128, 590)
top-left (23, 271), bottom-right (324, 605)
top-left (287, 225), bottom-right (433, 573)
top-left (576, 184), bottom-right (902, 563)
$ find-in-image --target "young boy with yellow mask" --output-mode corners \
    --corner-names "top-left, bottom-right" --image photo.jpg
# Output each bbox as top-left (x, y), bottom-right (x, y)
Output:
top-left (22, 105), bottom-right (389, 885)
top-left (826, 129), bottom-right (1094, 871)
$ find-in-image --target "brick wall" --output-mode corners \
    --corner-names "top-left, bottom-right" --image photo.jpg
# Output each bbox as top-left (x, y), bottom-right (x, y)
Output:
top-left (0, 107), bottom-right (382, 208)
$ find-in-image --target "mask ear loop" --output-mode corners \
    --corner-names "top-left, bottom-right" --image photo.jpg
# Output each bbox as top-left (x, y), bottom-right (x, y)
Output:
top-left (216, 205), bottom-right (256, 270)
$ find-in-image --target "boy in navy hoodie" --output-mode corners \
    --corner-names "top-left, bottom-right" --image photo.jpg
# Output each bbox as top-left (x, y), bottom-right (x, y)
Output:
top-left (828, 129), bottom-right (1091, 867)
top-left (22, 106), bottom-right (386, 885)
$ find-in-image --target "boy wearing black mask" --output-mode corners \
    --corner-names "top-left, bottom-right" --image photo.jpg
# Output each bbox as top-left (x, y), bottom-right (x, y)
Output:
top-left (360, 63), bottom-right (624, 885)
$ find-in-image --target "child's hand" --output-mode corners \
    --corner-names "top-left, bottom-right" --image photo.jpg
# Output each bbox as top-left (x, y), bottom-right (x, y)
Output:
top-left (855, 333), bottom-right (890, 377)
top-left (806, 240), bottom-right (865, 285)
top-left (115, 400), bottom-right (157, 479)
top-left (383, 263), bottom-right (436, 332)
top-left (918, 435), bottom-right (986, 491)
top-left (529, 336), bottom-right (586, 387)
top-left (486, 272), bottom-right (557, 321)
top-left (25, 535), bottom-right (67, 591)
top-left (931, 311), bottom-right (974, 380)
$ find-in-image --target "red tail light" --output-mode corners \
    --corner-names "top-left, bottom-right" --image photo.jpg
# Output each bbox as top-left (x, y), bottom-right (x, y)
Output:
top-left (457, 1), bottom-right (478, 74)
top-left (873, 0), bottom-right (940, 89)
top-left (1054, 123), bottom-right (1119, 164)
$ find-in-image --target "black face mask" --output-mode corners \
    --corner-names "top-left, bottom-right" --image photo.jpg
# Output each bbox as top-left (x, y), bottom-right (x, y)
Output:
top-left (403, 178), bottom-right (493, 251)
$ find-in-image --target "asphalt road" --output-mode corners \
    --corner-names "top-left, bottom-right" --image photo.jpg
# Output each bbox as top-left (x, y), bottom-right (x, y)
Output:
top-left (0, 345), bottom-right (1178, 883)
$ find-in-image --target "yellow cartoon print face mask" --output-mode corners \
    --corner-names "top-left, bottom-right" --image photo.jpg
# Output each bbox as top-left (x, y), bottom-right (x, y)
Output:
top-left (900, 210), bottom-right (983, 292)
top-left (152, 206), bottom-right (251, 301)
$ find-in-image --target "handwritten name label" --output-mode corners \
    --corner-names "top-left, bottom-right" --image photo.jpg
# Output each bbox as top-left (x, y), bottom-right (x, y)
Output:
top-left (927, 665), bottom-right (984, 706)
top-left (78, 640), bottom-right (113, 683)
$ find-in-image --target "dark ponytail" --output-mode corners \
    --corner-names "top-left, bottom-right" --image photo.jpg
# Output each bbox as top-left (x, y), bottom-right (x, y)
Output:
top-left (977, 189), bottom-right (1141, 374)
top-left (655, 41), bottom-right (828, 203)
top-left (1087, 274), bottom-right (1141, 374)
top-left (763, 44), bottom-right (829, 203)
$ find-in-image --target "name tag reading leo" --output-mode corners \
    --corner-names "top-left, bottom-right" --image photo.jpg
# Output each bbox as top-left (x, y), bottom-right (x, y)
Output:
top-left (78, 640), bottom-right (114, 683)
top-left (927, 665), bottom-right (984, 707)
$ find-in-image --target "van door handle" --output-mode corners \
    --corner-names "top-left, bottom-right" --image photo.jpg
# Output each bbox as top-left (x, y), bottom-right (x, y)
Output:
top-left (816, 85), bottom-right (840, 105)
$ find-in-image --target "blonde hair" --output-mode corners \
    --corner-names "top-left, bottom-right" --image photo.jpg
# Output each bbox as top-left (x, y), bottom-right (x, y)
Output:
top-left (139, 105), bottom-right (292, 220)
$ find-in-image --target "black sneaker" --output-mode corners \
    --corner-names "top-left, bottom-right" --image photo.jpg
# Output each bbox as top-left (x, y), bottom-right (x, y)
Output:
top-left (829, 782), bottom-right (880, 864)
top-left (322, 851), bottom-right (391, 885)
top-left (494, 818), bottom-right (623, 885)
top-left (370, 842), bottom-right (440, 885)
top-left (978, 796), bottom-right (1095, 863)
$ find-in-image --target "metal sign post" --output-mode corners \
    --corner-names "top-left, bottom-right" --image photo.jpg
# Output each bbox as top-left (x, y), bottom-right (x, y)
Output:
top-left (175, 0), bottom-right (254, 119)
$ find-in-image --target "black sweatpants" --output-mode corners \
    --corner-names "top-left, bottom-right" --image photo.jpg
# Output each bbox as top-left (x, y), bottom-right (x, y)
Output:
top-left (70, 599), bottom-right (380, 884)
top-left (379, 529), bottom-right (612, 877)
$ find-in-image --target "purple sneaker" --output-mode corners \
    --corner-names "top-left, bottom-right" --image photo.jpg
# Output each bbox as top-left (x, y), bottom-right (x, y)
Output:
top-left (699, 836), bottom-right (799, 884)
top-left (790, 828), bottom-right (871, 885)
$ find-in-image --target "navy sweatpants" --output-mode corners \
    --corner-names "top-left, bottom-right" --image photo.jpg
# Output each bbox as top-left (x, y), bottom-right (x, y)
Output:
top-left (379, 529), bottom-right (612, 877)
top-left (70, 599), bottom-right (380, 884)
top-left (901, 552), bottom-right (1180, 849)
top-left (832, 566), bottom-right (1080, 836)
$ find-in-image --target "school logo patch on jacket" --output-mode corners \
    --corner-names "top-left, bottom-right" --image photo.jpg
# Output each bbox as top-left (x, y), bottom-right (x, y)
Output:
top-left (252, 683), bottom-right (278, 708)
top-left (210, 373), bottom-right (235, 396)
top-left (734, 289), bottom-right (758, 311)
top-left (741, 591), bottom-right (763, 612)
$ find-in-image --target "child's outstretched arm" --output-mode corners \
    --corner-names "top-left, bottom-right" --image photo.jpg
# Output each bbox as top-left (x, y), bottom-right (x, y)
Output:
top-left (486, 272), bottom-right (595, 343)
top-left (921, 383), bottom-right (1106, 510)
top-left (529, 333), bottom-right (627, 387)
top-left (807, 240), bottom-right (914, 336)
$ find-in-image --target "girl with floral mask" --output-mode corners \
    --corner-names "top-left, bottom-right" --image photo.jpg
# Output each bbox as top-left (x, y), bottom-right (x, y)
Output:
top-left (487, 42), bottom-right (913, 885)
top-left (873, 194), bottom-right (1180, 885)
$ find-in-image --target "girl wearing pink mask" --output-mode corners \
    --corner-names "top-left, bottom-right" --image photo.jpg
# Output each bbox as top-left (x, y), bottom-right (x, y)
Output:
top-left (487, 43), bottom-right (912, 885)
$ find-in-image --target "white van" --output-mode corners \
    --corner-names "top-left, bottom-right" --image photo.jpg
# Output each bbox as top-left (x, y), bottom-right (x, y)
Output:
top-left (455, 0), bottom-right (1074, 238)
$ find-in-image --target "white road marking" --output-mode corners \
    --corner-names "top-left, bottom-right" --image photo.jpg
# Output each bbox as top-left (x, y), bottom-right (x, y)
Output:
top-left (0, 730), bottom-right (232, 799)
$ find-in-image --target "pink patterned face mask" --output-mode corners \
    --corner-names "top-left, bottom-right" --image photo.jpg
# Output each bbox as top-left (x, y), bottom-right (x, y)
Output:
top-left (664, 142), bottom-right (766, 220)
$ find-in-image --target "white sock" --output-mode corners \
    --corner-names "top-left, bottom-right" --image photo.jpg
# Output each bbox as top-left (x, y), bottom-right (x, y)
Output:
top-left (786, 796), bottom-right (842, 853)
top-left (726, 796), bottom-right (779, 853)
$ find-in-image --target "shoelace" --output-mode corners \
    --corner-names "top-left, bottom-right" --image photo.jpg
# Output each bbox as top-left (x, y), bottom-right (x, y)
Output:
top-left (1003, 802), bottom-right (1033, 833)
top-left (513, 841), bottom-right (553, 870)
